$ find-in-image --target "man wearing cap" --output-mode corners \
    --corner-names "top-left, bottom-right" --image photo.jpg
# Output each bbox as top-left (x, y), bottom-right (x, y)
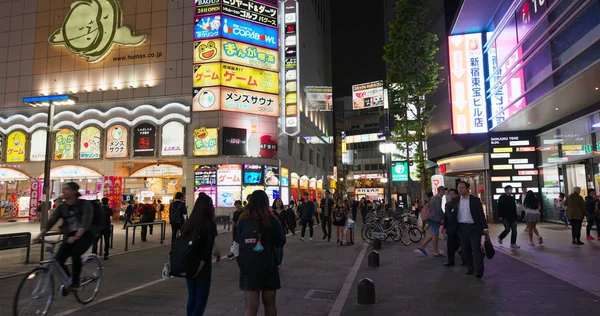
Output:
top-left (416, 186), bottom-right (446, 257)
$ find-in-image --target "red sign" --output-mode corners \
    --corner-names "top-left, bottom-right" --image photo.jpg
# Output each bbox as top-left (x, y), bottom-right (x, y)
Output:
top-left (103, 176), bottom-right (123, 212)
top-left (517, 146), bottom-right (536, 152)
top-left (518, 170), bottom-right (538, 176)
top-left (440, 164), bottom-right (447, 174)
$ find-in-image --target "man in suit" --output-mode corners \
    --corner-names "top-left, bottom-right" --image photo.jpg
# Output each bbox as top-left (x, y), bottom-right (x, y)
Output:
top-left (443, 189), bottom-right (465, 267)
top-left (320, 190), bottom-right (334, 241)
top-left (449, 181), bottom-right (489, 278)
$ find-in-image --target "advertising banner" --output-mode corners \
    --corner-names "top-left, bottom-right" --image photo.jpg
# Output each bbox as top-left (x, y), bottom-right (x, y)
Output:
top-left (244, 164), bottom-right (263, 185)
top-left (220, 62), bottom-right (279, 94)
top-left (194, 63), bottom-right (221, 87)
top-left (222, 127), bottom-right (247, 156)
top-left (103, 176), bottom-right (123, 212)
top-left (283, 1), bottom-right (299, 135)
top-left (218, 164), bottom-right (242, 185)
top-left (6, 131), bottom-right (26, 163)
top-left (355, 188), bottom-right (384, 195)
top-left (196, 0), bottom-right (221, 16)
top-left (195, 186), bottom-right (217, 206)
top-left (193, 127), bottom-right (219, 156)
top-left (221, 87), bottom-right (279, 116)
top-left (352, 81), bottom-right (384, 110)
top-left (391, 162), bottom-right (409, 182)
top-left (29, 179), bottom-right (43, 221)
top-left (29, 130), bottom-right (47, 162)
top-left (194, 39), bottom-right (221, 64)
top-left (222, 40), bottom-right (278, 70)
top-left (106, 125), bottom-right (128, 158)
top-left (195, 15), bottom-right (222, 40)
top-left (448, 33), bottom-right (488, 134)
top-left (264, 166), bottom-right (279, 186)
top-left (195, 165), bottom-right (218, 187)
top-left (431, 175), bottom-right (445, 195)
top-left (222, 0), bottom-right (278, 27)
top-left (54, 129), bottom-right (75, 160)
top-left (80, 126), bottom-right (101, 160)
top-left (217, 185), bottom-right (242, 207)
top-left (304, 86), bottom-right (333, 111)
top-left (161, 121), bottom-right (185, 156)
top-left (280, 167), bottom-right (289, 186)
top-left (243, 185), bottom-right (264, 199)
top-left (222, 16), bottom-right (278, 50)
top-left (133, 123), bottom-right (156, 157)
top-left (265, 186), bottom-right (280, 204)
top-left (193, 86), bottom-right (221, 111)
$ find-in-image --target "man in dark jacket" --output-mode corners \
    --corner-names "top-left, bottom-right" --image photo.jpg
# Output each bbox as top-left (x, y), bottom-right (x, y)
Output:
top-left (320, 190), bottom-right (334, 241)
top-left (92, 198), bottom-right (114, 260)
top-left (123, 200), bottom-right (135, 229)
top-left (299, 192), bottom-right (316, 241)
top-left (443, 189), bottom-right (464, 267)
top-left (169, 192), bottom-right (187, 242)
top-left (585, 189), bottom-right (600, 240)
top-left (497, 185), bottom-right (520, 248)
top-left (137, 202), bottom-right (156, 242)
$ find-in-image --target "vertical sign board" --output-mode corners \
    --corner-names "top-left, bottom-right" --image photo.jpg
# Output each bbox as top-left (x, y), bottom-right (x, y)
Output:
top-left (448, 33), bottom-right (488, 134)
top-left (282, 0), bottom-right (300, 136)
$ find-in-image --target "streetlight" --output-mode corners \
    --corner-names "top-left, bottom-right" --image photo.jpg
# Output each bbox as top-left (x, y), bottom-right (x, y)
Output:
top-left (379, 141), bottom-right (394, 210)
top-left (23, 94), bottom-right (77, 229)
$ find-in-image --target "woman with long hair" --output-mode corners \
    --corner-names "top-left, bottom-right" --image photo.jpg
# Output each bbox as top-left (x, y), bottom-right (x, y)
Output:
top-left (333, 196), bottom-right (348, 245)
top-left (181, 193), bottom-right (217, 316)
top-left (523, 190), bottom-right (542, 246)
top-left (272, 198), bottom-right (286, 265)
top-left (236, 190), bottom-right (286, 316)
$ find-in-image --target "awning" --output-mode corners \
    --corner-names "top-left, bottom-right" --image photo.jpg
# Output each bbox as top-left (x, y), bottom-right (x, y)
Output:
top-left (0, 168), bottom-right (31, 181)
top-left (40, 165), bottom-right (103, 179)
top-left (130, 164), bottom-right (183, 178)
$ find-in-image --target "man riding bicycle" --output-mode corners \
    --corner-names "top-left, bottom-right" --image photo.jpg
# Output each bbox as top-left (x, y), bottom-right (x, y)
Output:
top-left (33, 182), bottom-right (95, 292)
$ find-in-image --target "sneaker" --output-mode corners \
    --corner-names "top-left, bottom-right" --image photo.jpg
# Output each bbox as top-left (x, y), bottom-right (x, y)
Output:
top-left (528, 241), bottom-right (534, 246)
top-left (586, 236), bottom-right (594, 240)
top-left (510, 244), bottom-right (520, 249)
top-left (414, 248), bottom-right (427, 255)
top-left (538, 236), bottom-right (543, 245)
top-left (498, 237), bottom-right (503, 245)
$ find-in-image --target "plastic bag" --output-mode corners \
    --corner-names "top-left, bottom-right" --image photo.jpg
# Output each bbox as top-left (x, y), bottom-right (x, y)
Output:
top-left (346, 218), bottom-right (356, 229)
top-left (230, 241), bottom-right (239, 257)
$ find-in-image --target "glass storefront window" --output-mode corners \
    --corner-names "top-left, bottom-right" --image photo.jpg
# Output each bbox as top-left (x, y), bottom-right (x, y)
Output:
top-left (540, 165), bottom-right (562, 220)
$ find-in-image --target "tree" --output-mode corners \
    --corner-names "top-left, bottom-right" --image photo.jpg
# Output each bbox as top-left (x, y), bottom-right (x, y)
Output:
top-left (383, 0), bottom-right (443, 200)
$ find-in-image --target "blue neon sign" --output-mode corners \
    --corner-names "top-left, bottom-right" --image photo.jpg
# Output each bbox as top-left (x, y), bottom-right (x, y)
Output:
top-left (195, 15), bottom-right (222, 40)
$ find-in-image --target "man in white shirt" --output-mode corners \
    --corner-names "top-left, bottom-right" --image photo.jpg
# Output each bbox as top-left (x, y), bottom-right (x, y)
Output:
top-left (449, 181), bottom-right (489, 278)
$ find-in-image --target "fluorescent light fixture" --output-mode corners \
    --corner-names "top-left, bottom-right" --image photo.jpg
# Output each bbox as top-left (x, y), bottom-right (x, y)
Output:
top-left (23, 94), bottom-right (78, 107)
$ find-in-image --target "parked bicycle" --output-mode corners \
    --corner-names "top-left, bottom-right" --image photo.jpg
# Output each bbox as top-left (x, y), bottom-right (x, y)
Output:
top-left (361, 215), bottom-right (408, 245)
top-left (13, 239), bottom-right (103, 316)
top-left (399, 213), bottom-right (424, 243)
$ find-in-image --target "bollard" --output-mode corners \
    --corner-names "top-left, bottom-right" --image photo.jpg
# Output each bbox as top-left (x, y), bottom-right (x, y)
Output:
top-left (368, 250), bottom-right (380, 267)
top-left (357, 278), bottom-right (376, 305)
top-left (373, 238), bottom-right (382, 250)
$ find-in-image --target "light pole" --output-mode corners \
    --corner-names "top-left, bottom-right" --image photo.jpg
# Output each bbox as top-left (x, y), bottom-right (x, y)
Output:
top-left (379, 142), bottom-right (394, 211)
top-left (23, 95), bottom-right (77, 229)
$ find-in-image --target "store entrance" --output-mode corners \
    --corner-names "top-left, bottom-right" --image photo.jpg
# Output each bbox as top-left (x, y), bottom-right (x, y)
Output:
top-left (126, 164), bottom-right (183, 221)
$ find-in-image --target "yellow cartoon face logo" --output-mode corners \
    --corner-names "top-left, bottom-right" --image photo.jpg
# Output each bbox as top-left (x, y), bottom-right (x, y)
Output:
top-left (194, 127), bottom-right (208, 140)
top-left (48, 0), bottom-right (146, 62)
top-left (197, 41), bottom-right (218, 61)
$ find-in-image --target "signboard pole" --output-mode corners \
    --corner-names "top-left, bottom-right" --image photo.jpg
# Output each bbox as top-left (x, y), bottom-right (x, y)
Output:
top-left (41, 103), bottom-right (55, 230)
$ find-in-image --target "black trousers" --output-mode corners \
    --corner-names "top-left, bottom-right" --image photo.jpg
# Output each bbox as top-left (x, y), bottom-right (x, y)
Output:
top-left (570, 219), bottom-right (583, 241)
top-left (446, 230), bottom-right (464, 264)
top-left (321, 216), bottom-right (332, 240)
top-left (171, 223), bottom-right (182, 242)
top-left (92, 229), bottom-right (110, 256)
top-left (458, 224), bottom-right (484, 275)
top-left (56, 231), bottom-right (94, 287)
top-left (141, 224), bottom-right (148, 241)
top-left (301, 219), bottom-right (314, 238)
top-left (122, 215), bottom-right (133, 229)
top-left (585, 216), bottom-right (600, 237)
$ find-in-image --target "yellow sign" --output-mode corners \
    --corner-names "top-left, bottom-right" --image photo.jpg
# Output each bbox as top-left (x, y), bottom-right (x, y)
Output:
top-left (194, 63), bottom-right (221, 87)
top-left (48, 0), bottom-right (146, 63)
top-left (493, 147), bottom-right (514, 153)
top-left (220, 63), bottom-right (279, 94)
top-left (6, 131), bottom-right (26, 163)
top-left (194, 39), bottom-right (221, 64)
top-left (193, 127), bottom-right (219, 156)
top-left (222, 40), bottom-right (279, 71)
top-left (492, 165), bottom-right (513, 170)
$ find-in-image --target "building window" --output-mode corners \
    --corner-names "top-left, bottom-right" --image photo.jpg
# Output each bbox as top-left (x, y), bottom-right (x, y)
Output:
top-left (316, 153), bottom-right (321, 167)
top-left (299, 143), bottom-right (305, 161)
top-left (309, 149), bottom-right (314, 165)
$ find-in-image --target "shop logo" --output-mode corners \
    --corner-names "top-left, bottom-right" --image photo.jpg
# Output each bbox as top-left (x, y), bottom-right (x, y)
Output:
top-left (197, 89), bottom-right (217, 108)
top-left (49, 0), bottom-right (146, 63)
top-left (196, 41), bottom-right (218, 61)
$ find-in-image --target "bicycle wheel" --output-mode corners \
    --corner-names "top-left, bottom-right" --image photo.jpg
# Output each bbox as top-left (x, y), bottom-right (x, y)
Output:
top-left (394, 225), bottom-right (411, 246)
top-left (75, 255), bottom-right (103, 304)
top-left (13, 267), bottom-right (54, 316)
top-left (409, 227), bottom-right (423, 243)
top-left (361, 224), bottom-right (374, 244)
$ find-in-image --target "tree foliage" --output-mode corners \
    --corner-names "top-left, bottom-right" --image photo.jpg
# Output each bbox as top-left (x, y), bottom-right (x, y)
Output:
top-left (383, 0), bottom-right (443, 199)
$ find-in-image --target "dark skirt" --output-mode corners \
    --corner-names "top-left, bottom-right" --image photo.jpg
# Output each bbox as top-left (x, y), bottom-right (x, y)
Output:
top-left (239, 269), bottom-right (281, 291)
top-left (333, 220), bottom-right (345, 226)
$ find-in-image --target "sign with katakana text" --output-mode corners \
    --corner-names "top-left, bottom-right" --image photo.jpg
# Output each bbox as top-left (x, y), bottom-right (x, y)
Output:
top-left (194, 63), bottom-right (222, 87)
top-left (221, 87), bottom-right (279, 116)
top-left (195, 15), bottom-right (222, 40)
top-left (6, 131), bottom-right (26, 163)
top-left (106, 125), bottom-right (128, 158)
top-left (193, 127), bottom-right (219, 156)
top-left (220, 62), bottom-right (279, 93)
top-left (217, 164), bottom-right (242, 185)
top-left (222, 0), bottom-right (278, 27)
top-left (221, 16), bottom-right (278, 50)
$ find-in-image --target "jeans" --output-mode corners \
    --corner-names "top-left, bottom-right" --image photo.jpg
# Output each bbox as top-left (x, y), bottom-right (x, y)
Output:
top-left (56, 231), bottom-right (94, 287)
top-left (585, 216), bottom-right (600, 237)
top-left (321, 215), bottom-right (332, 240)
top-left (92, 229), bottom-right (110, 257)
top-left (275, 247), bottom-right (283, 265)
top-left (122, 215), bottom-right (133, 229)
top-left (171, 223), bottom-right (182, 242)
top-left (559, 210), bottom-right (569, 226)
top-left (185, 264), bottom-right (212, 316)
top-left (301, 219), bottom-right (314, 238)
top-left (570, 219), bottom-right (583, 242)
top-left (499, 218), bottom-right (517, 245)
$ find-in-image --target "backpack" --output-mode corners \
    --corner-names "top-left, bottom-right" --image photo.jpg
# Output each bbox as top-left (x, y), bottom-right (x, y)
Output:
top-left (238, 218), bottom-right (277, 276)
top-left (421, 202), bottom-right (431, 221)
top-left (89, 200), bottom-right (106, 235)
top-left (143, 205), bottom-right (155, 223)
top-left (169, 230), bottom-right (201, 278)
top-left (170, 202), bottom-right (184, 224)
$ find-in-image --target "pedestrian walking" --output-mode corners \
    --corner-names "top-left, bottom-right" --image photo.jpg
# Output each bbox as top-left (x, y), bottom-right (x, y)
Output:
top-left (272, 198), bottom-right (286, 265)
top-left (298, 192), bottom-right (316, 241)
top-left (584, 189), bottom-right (600, 240)
top-left (320, 190), bottom-right (334, 241)
top-left (450, 181), bottom-right (488, 279)
top-left (566, 187), bottom-right (587, 245)
top-left (281, 201), bottom-right (297, 235)
top-left (157, 199), bottom-right (164, 221)
top-left (122, 200), bottom-right (135, 229)
top-left (351, 199), bottom-right (358, 223)
top-left (226, 200), bottom-right (244, 260)
top-left (333, 196), bottom-right (348, 245)
top-left (313, 199), bottom-right (320, 225)
top-left (416, 187), bottom-right (446, 257)
top-left (497, 185), bottom-right (520, 249)
top-left (523, 190), bottom-right (542, 246)
top-left (181, 193), bottom-right (217, 316)
top-left (556, 193), bottom-right (568, 228)
top-left (170, 192), bottom-right (188, 243)
top-left (236, 190), bottom-right (286, 316)
top-left (137, 202), bottom-right (156, 242)
top-left (359, 197), bottom-right (367, 223)
top-left (443, 189), bottom-right (465, 267)
top-left (92, 197), bottom-right (114, 260)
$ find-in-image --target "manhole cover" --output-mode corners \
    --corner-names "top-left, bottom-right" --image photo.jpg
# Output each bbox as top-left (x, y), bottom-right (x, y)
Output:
top-left (304, 289), bottom-right (336, 301)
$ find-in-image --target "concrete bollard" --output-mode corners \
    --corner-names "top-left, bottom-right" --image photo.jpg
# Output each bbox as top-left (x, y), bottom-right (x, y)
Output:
top-left (357, 278), bottom-right (376, 305)
top-left (368, 250), bottom-right (380, 267)
top-left (373, 238), bottom-right (382, 250)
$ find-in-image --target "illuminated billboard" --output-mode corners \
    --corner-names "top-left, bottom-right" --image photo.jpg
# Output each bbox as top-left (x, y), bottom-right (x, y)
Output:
top-left (193, 127), bottom-right (219, 156)
top-left (304, 86), bottom-right (333, 111)
top-left (352, 81), bottom-right (384, 110)
top-left (222, 0), bottom-right (278, 27)
top-left (194, 39), bottom-right (279, 71)
top-left (195, 0), bottom-right (221, 16)
top-left (448, 33), bottom-right (488, 134)
top-left (194, 15), bottom-right (222, 40)
top-left (193, 86), bottom-right (279, 117)
top-left (221, 16), bottom-right (278, 50)
top-left (220, 63), bottom-right (279, 93)
top-left (282, 1), bottom-right (300, 135)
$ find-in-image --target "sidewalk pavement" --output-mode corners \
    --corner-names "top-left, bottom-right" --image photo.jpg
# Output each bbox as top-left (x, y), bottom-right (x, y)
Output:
top-left (0, 220), bottom-right (230, 278)
top-left (341, 236), bottom-right (600, 316)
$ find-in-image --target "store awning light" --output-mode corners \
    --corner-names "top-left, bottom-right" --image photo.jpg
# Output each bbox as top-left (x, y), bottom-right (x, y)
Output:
top-left (23, 94), bottom-right (78, 107)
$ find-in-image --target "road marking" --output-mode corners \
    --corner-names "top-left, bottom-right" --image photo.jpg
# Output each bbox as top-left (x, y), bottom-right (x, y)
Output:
top-left (328, 242), bottom-right (369, 316)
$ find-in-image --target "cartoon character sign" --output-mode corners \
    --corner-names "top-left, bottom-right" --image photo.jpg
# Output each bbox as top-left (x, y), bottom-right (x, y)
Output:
top-left (48, 0), bottom-right (146, 62)
top-left (80, 126), bottom-right (102, 159)
top-left (6, 131), bottom-right (26, 162)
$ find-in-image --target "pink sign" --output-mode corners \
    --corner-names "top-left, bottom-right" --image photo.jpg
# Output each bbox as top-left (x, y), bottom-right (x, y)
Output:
top-left (29, 179), bottom-right (43, 221)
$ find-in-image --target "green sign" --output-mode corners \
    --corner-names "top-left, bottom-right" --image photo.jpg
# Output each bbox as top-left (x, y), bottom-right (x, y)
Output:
top-left (392, 162), bottom-right (409, 182)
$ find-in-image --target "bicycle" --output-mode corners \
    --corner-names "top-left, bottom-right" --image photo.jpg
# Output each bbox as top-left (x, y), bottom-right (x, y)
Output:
top-left (398, 213), bottom-right (424, 243)
top-left (361, 216), bottom-right (408, 245)
top-left (13, 239), bottom-right (103, 316)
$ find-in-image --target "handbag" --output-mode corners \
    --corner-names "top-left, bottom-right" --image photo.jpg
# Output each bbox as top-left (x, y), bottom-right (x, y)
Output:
top-left (483, 235), bottom-right (495, 259)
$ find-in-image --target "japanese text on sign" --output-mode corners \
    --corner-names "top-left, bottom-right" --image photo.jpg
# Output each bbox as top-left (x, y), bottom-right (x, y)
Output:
top-left (222, 0), bottom-right (278, 27)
